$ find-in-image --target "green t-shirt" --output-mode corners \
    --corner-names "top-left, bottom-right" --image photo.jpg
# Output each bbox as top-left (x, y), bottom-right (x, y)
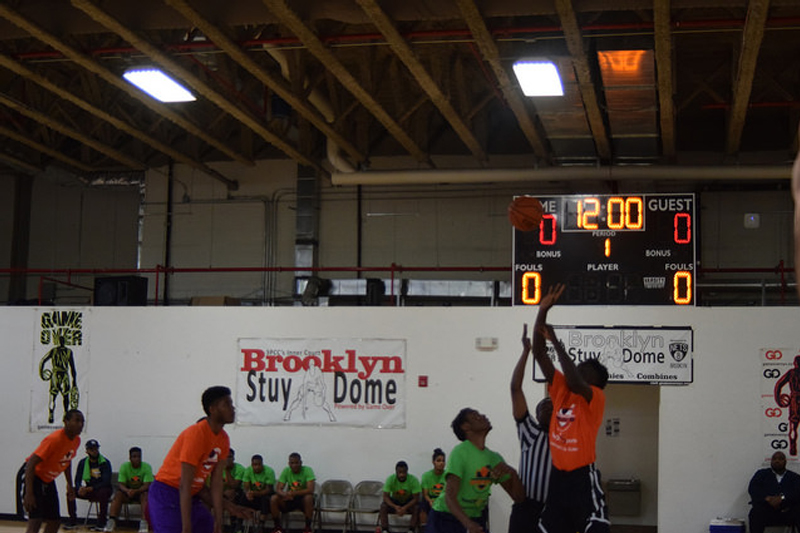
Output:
top-left (432, 440), bottom-right (508, 518)
top-left (420, 469), bottom-right (446, 500)
top-left (383, 473), bottom-right (421, 504)
top-left (243, 465), bottom-right (276, 491)
top-left (210, 462), bottom-right (245, 489)
top-left (118, 461), bottom-right (154, 490)
top-left (278, 465), bottom-right (315, 492)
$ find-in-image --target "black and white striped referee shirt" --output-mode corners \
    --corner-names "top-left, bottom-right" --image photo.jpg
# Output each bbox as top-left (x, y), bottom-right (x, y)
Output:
top-left (516, 411), bottom-right (552, 503)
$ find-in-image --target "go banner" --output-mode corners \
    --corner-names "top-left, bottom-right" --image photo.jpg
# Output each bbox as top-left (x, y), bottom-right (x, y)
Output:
top-left (761, 348), bottom-right (800, 463)
top-left (236, 338), bottom-right (406, 428)
top-left (31, 310), bottom-right (89, 432)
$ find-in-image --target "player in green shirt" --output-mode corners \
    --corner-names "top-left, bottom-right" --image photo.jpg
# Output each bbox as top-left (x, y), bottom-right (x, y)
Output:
top-left (220, 448), bottom-right (246, 502)
top-left (379, 461), bottom-right (421, 533)
top-left (429, 408), bottom-right (524, 533)
top-left (105, 447), bottom-right (154, 533)
top-left (238, 455), bottom-right (275, 519)
top-left (420, 448), bottom-right (447, 525)
top-left (270, 453), bottom-right (315, 533)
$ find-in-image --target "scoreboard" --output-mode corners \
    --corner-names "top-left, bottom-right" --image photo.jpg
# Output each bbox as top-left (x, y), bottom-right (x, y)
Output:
top-left (512, 193), bottom-right (697, 305)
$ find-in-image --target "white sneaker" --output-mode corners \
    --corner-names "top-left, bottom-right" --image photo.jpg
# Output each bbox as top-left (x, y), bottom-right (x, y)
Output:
top-left (103, 518), bottom-right (116, 533)
top-left (138, 521), bottom-right (149, 533)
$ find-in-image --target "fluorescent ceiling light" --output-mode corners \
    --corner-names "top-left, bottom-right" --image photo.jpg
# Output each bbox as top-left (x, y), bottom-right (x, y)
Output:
top-left (512, 59), bottom-right (564, 97)
top-left (123, 68), bottom-right (196, 103)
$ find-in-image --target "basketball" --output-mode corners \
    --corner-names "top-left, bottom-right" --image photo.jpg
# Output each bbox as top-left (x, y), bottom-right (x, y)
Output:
top-left (508, 196), bottom-right (544, 232)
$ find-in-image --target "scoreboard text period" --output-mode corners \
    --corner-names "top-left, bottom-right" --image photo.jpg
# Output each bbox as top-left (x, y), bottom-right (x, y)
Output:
top-left (512, 193), bottom-right (696, 305)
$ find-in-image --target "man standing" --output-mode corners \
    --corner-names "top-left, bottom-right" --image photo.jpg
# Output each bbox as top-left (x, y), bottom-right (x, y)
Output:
top-left (69, 439), bottom-right (113, 531)
top-left (509, 324), bottom-right (552, 533)
top-left (532, 284), bottom-right (610, 533)
top-left (748, 451), bottom-right (800, 533)
top-left (105, 446), bottom-right (154, 533)
top-left (22, 409), bottom-right (84, 533)
top-left (427, 408), bottom-right (524, 533)
top-left (270, 453), bottom-right (316, 533)
top-left (148, 386), bottom-right (241, 533)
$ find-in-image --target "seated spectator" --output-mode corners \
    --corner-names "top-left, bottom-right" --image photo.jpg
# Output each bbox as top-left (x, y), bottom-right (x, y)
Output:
top-left (237, 454), bottom-right (276, 526)
top-left (749, 451), bottom-right (800, 533)
top-left (104, 446), bottom-right (154, 533)
top-left (270, 452), bottom-right (315, 533)
top-left (379, 460), bottom-right (421, 533)
top-left (420, 449), bottom-right (446, 526)
top-left (67, 439), bottom-right (112, 531)
top-left (221, 448), bottom-right (246, 502)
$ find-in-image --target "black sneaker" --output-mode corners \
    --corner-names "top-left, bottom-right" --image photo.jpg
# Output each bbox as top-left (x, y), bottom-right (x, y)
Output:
top-left (63, 522), bottom-right (79, 530)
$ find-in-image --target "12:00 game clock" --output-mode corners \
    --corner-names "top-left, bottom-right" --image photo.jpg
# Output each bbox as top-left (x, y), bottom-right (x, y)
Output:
top-left (512, 193), bottom-right (697, 305)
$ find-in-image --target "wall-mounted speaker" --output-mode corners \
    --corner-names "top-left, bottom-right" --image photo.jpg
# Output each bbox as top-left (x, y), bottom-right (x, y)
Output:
top-left (93, 276), bottom-right (148, 306)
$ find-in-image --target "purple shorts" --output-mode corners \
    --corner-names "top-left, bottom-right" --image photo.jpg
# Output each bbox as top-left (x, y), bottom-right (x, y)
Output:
top-left (148, 480), bottom-right (213, 533)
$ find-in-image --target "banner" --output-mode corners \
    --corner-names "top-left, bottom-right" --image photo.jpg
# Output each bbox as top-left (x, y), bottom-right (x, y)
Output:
top-left (533, 325), bottom-right (693, 384)
top-left (31, 310), bottom-right (89, 432)
top-left (761, 348), bottom-right (800, 463)
top-left (237, 338), bottom-right (406, 428)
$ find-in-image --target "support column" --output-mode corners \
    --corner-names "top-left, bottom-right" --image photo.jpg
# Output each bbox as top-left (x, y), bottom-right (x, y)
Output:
top-left (8, 173), bottom-right (33, 304)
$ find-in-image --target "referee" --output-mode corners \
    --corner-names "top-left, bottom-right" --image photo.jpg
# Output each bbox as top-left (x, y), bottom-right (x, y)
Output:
top-left (509, 324), bottom-right (553, 533)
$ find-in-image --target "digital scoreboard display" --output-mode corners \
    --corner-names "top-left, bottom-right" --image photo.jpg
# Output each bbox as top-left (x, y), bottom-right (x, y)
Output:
top-left (512, 193), bottom-right (697, 305)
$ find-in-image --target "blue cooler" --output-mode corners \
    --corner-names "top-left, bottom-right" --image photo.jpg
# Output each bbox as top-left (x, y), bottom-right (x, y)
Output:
top-left (710, 519), bottom-right (745, 533)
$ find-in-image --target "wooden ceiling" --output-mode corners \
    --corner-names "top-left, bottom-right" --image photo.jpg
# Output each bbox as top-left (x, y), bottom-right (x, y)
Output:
top-left (0, 0), bottom-right (798, 189)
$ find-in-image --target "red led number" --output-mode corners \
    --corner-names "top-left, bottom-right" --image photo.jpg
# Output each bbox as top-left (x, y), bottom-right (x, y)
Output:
top-left (539, 214), bottom-right (557, 245)
top-left (674, 213), bottom-right (691, 244)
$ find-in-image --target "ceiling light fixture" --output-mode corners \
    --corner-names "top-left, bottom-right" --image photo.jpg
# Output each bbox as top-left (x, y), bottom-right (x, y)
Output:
top-left (512, 59), bottom-right (564, 97)
top-left (123, 67), bottom-right (196, 103)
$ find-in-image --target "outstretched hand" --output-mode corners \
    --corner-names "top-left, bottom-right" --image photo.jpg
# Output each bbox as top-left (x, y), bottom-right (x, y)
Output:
top-left (539, 283), bottom-right (565, 310)
top-left (521, 324), bottom-right (531, 353)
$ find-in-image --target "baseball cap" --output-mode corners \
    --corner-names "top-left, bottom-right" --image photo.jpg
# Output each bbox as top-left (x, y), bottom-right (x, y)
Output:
top-left (85, 439), bottom-right (100, 449)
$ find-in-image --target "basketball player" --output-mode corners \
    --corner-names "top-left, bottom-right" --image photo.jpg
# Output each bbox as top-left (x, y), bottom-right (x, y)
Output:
top-left (22, 409), bottom-right (84, 533)
top-left (532, 284), bottom-right (610, 533)
top-left (148, 386), bottom-right (248, 533)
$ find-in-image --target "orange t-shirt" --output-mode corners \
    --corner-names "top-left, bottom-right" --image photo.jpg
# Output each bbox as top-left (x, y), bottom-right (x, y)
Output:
top-left (28, 428), bottom-right (81, 483)
top-left (155, 419), bottom-right (230, 495)
top-left (548, 370), bottom-right (605, 472)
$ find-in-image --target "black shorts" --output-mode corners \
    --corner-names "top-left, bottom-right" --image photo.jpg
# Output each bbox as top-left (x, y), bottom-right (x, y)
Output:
top-left (28, 476), bottom-right (61, 521)
top-left (539, 464), bottom-right (610, 533)
top-left (509, 498), bottom-right (544, 533)
top-left (282, 497), bottom-right (305, 512)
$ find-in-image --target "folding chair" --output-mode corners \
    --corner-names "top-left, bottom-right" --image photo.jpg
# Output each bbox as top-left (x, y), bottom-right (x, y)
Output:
top-left (314, 480), bottom-right (353, 533)
top-left (347, 481), bottom-right (384, 533)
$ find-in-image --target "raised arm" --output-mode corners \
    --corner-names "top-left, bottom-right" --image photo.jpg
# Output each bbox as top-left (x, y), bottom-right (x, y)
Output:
top-left (510, 324), bottom-right (532, 420)
top-left (545, 325), bottom-right (593, 402)
top-left (532, 284), bottom-right (565, 384)
top-left (793, 143), bottom-right (800, 299)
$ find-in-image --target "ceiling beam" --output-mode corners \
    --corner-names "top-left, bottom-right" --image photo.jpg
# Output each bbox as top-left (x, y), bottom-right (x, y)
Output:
top-left (553, 0), bottom-right (612, 161)
top-left (0, 124), bottom-right (94, 172)
top-left (455, 0), bottom-right (549, 162)
top-left (71, 0), bottom-right (320, 171)
top-left (356, 0), bottom-right (487, 164)
top-left (726, 0), bottom-right (771, 156)
top-left (0, 151), bottom-right (44, 174)
top-left (163, 0), bottom-right (365, 166)
top-left (0, 92), bottom-right (145, 169)
top-left (0, 52), bottom-right (238, 189)
top-left (260, 0), bottom-right (433, 167)
top-left (0, 3), bottom-right (253, 172)
top-left (654, 0), bottom-right (676, 160)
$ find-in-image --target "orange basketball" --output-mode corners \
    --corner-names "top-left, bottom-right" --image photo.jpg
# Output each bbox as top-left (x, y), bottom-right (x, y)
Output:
top-left (508, 196), bottom-right (544, 232)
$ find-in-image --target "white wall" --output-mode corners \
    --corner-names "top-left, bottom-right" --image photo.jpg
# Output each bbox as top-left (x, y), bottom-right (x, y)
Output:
top-left (2, 305), bottom-right (798, 533)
